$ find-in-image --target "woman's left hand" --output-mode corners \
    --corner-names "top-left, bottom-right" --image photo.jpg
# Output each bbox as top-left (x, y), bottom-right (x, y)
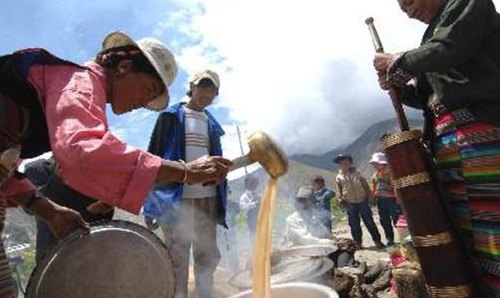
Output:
top-left (46, 206), bottom-right (89, 239)
top-left (373, 53), bottom-right (397, 73)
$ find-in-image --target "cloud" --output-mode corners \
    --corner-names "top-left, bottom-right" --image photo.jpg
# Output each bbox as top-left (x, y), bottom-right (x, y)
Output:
top-left (157, 0), bottom-right (500, 157)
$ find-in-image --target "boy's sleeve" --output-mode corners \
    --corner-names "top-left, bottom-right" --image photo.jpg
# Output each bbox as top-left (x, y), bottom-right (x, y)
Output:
top-left (148, 113), bottom-right (173, 157)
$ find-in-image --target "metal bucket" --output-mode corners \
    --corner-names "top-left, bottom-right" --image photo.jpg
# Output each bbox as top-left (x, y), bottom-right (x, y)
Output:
top-left (229, 282), bottom-right (339, 298)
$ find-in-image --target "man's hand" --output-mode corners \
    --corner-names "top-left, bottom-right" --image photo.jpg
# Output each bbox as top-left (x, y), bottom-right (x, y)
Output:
top-left (185, 156), bottom-right (232, 186)
top-left (46, 205), bottom-right (89, 239)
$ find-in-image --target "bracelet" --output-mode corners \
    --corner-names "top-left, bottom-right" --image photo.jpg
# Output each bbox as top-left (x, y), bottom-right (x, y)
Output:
top-left (178, 160), bottom-right (188, 184)
top-left (387, 53), bottom-right (413, 87)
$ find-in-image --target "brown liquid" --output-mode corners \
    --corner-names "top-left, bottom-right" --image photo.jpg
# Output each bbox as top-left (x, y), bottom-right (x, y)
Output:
top-left (252, 178), bottom-right (278, 298)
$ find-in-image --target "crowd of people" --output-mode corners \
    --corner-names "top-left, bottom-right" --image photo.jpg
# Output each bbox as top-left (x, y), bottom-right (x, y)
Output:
top-left (1, 0), bottom-right (500, 297)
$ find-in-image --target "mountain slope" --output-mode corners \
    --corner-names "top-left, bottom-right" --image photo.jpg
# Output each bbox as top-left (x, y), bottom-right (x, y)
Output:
top-left (293, 118), bottom-right (424, 174)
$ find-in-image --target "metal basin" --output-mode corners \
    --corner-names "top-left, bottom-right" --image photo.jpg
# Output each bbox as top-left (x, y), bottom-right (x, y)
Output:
top-left (229, 282), bottom-right (339, 298)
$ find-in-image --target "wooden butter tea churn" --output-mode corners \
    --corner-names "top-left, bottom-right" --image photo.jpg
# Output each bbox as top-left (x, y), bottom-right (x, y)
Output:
top-left (365, 17), bottom-right (477, 298)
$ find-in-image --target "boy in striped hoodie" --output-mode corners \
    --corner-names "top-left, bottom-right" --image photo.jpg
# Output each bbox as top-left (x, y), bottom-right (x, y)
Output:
top-left (370, 152), bottom-right (401, 247)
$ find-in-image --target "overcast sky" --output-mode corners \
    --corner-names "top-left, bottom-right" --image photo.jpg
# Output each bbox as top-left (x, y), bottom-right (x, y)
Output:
top-left (2, 0), bottom-right (499, 175)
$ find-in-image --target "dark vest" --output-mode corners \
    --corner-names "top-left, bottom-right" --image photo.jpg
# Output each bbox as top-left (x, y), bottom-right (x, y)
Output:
top-left (0, 48), bottom-right (85, 158)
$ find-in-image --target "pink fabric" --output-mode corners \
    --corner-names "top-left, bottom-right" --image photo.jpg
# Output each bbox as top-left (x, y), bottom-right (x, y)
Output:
top-left (395, 214), bottom-right (407, 228)
top-left (22, 61), bottom-right (161, 214)
top-left (0, 176), bottom-right (36, 206)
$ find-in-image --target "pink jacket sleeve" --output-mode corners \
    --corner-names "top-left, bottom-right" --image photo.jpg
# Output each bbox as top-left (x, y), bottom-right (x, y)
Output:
top-left (0, 176), bottom-right (36, 207)
top-left (28, 64), bottom-right (161, 214)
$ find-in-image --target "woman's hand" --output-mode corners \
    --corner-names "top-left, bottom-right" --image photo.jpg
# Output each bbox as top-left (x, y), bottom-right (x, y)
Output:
top-left (27, 195), bottom-right (89, 239)
top-left (87, 201), bottom-right (114, 215)
top-left (157, 157), bottom-right (232, 185)
top-left (45, 205), bottom-right (89, 239)
top-left (185, 156), bottom-right (232, 186)
top-left (373, 53), bottom-right (397, 73)
top-left (377, 71), bottom-right (391, 90)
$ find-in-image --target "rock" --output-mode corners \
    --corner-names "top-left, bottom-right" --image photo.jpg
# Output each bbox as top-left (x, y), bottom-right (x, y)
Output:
top-left (329, 269), bottom-right (355, 298)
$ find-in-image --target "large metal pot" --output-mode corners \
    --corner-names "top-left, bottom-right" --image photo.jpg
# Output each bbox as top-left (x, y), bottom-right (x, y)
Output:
top-left (229, 282), bottom-right (339, 298)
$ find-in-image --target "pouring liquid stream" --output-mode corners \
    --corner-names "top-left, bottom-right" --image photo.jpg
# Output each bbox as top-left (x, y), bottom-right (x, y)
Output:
top-left (251, 178), bottom-right (278, 298)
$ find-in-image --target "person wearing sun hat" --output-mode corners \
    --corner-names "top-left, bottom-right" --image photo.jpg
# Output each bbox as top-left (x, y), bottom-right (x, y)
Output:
top-left (283, 186), bottom-right (335, 248)
top-left (0, 31), bottom-right (231, 207)
top-left (369, 152), bottom-right (401, 247)
top-left (0, 32), bottom-right (232, 294)
top-left (144, 68), bottom-right (226, 298)
top-left (99, 32), bottom-right (177, 111)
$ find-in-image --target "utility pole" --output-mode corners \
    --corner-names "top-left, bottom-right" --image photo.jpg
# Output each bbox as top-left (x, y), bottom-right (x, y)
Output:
top-left (236, 125), bottom-right (248, 175)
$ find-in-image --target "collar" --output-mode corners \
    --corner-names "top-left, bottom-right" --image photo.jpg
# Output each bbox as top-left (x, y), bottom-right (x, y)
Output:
top-left (339, 167), bottom-right (356, 175)
top-left (315, 187), bottom-right (326, 194)
top-left (85, 60), bottom-right (107, 87)
top-left (166, 102), bottom-right (225, 136)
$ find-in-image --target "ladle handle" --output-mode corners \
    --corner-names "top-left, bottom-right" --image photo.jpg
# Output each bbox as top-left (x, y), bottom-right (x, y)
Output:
top-left (365, 17), bottom-right (410, 132)
top-left (229, 155), bottom-right (253, 172)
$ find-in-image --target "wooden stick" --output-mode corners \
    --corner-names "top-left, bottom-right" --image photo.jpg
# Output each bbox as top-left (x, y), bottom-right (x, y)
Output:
top-left (365, 17), bottom-right (410, 132)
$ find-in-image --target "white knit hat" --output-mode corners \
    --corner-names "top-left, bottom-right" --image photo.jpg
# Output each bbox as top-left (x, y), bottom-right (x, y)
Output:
top-left (102, 32), bottom-right (178, 111)
top-left (369, 152), bottom-right (388, 165)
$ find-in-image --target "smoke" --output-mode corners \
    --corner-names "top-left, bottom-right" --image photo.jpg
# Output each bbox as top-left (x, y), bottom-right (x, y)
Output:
top-left (155, 0), bottom-right (429, 156)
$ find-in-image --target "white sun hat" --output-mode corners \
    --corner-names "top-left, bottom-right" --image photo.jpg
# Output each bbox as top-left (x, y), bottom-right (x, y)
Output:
top-left (101, 32), bottom-right (178, 111)
top-left (369, 152), bottom-right (388, 164)
top-left (190, 69), bottom-right (220, 88)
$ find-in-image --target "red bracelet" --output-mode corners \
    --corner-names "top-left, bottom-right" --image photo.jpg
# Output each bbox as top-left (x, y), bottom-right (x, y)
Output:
top-left (178, 160), bottom-right (188, 183)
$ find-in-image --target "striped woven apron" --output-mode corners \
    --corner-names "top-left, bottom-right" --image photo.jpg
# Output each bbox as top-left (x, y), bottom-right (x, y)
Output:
top-left (434, 108), bottom-right (500, 294)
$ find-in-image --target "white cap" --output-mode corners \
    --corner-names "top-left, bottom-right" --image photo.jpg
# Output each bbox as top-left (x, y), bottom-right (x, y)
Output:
top-left (102, 32), bottom-right (178, 111)
top-left (296, 186), bottom-right (314, 199)
top-left (190, 69), bottom-right (220, 88)
top-left (369, 152), bottom-right (388, 165)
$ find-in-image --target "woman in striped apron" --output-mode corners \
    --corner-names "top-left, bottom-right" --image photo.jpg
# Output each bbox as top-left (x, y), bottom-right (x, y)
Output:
top-left (373, 0), bottom-right (500, 295)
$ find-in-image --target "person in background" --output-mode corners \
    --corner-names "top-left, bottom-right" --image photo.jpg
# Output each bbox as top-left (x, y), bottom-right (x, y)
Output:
top-left (312, 175), bottom-right (335, 235)
top-left (373, 0), bottom-right (500, 294)
top-left (334, 154), bottom-right (384, 249)
top-left (283, 186), bottom-right (335, 248)
top-left (239, 174), bottom-right (260, 247)
top-left (24, 157), bottom-right (114, 263)
top-left (143, 69), bottom-right (227, 298)
top-left (369, 152), bottom-right (401, 247)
